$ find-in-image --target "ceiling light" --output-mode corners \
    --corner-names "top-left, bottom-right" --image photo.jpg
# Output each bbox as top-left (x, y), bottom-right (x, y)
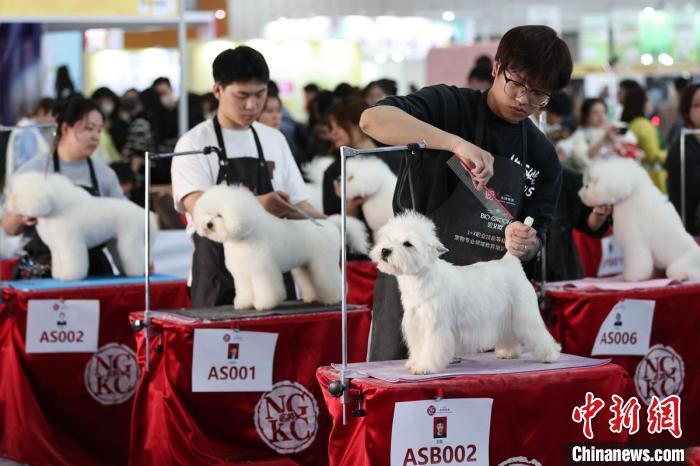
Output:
top-left (442, 11), bottom-right (456, 22)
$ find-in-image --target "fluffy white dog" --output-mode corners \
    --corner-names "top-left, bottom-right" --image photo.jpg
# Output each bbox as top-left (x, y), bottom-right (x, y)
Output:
top-left (6, 172), bottom-right (155, 281)
top-left (345, 156), bottom-right (397, 236)
top-left (302, 156), bottom-right (334, 212)
top-left (370, 212), bottom-right (560, 374)
top-left (193, 184), bottom-right (369, 310)
top-left (579, 157), bottom-right (700, 281)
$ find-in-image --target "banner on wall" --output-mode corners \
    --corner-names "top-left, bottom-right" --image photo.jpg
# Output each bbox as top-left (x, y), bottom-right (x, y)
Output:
top-left (0, 0), bottom-right (178, 17)
top-left (0, 24), bottom-right (41, 127)
top-left (580, 15), bottom-right (610, 67)
top-left (611, 9), bottom-right (641, 65)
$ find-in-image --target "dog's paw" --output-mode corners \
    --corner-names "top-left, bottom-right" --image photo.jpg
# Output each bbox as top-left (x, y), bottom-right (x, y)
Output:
top-left (534, 342), bottom-right (561, 363)
top-left (495, 345), bottom-right (521, 359)
top-left (409, 362), bottom-right (442, 375)
top-left (233, 296), bottom-right (254, 310)
top-left (252, 296), bottom-right (282, 311)
top-left (404, 359), bottom-right (417, 371)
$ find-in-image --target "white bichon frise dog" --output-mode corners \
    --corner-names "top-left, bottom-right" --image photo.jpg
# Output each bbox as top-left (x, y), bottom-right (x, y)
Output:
top-left (193, 184), bottom-right (369, 311)
top-left (302, 156), bottom-right (334, 212)
top-left (370, 212), bottom-right (560, 374)
top-left (345, 156), bottom-right (397, 236)
top-left (6, 172), bottom-right (155, 281)
top-left (579, 157), bottom-right (700, 282)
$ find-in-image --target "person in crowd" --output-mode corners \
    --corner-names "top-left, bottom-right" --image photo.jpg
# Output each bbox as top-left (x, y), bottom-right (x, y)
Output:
top-left (303, 83), bottom-right (320, 117)
top-left (151, 77), bottom-right (179, 150)
top-left (305, 90), bottom-right (336, 158)
top-left (616, 79), bottom-right (642, 116)
top-left (263, 80), bottom-right (309, 167)
top-left (544, 91), bottom-right (576, 145)
top-left (545, 165), bottom-right (612, 281)
top-left (567, 98), bottom-right (621, 170)
top-left (54, 65), bottom-right (75, 100)
top-left (321, 95), bottom-right (402, 217)
top-left (363, 78), bottom-right (398, 107)
top-left (474, 54), bottom-right (493, 69)
top-left (621, 86), bottom-right (667, 192)
top-left (661, 76), bottom-right (690, 147)
top-left (334, 82), bottom-right (356, 99)
top-left (257, 91), bottom-right (283, 130)
top-left (360, 25), bottom-right (572, 361)
top-left (171, 46), bottom-right (324, 307)
top-left (121, 89), bottom-right (154, 157)
top-left (466, 65), bottom-right (493, 92)
top-left (666, 83), bottom-right (700, 235)
top-left (91, 86), bottom-right (129, 153)
top-left (89, 87), bottom-right (123, 164)
top-left (2, 96), bottom-right (124, 278)
top-left (5, 97), bottom-right (55, 179)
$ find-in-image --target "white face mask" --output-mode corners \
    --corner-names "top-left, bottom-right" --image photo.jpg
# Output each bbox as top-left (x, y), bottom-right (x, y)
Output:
top-left (100, 102), bottom-right (114, 116)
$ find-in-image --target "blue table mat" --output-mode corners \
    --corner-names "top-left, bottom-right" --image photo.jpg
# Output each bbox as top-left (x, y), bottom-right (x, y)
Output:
top-left (1, 274), bottom-right (181, 292)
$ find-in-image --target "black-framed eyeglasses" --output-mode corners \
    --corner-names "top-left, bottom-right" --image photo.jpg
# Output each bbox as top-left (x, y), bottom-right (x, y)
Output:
top-left (503, 71), bottom-right (551, 108)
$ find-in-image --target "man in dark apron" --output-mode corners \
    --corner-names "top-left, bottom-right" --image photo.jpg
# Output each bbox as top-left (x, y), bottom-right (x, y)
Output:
top-left (14, 152), bottom-right (114, 279)
top-left (171, 46), bottom-right (323, 308)
top-left (360, 25), bottom-right (573, 360)
top-left (189, 116), bottom-right (297, 306)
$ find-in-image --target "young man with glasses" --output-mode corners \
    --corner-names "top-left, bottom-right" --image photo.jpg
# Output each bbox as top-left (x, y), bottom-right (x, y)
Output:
top-left (360, 25), bottom-right (573, 361)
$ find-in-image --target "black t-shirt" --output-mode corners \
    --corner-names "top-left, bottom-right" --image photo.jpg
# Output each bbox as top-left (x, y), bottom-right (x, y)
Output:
top-left (378, 84), bottom-right (562, 245)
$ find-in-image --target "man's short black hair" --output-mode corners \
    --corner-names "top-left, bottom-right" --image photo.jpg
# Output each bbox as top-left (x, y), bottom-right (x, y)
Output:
top-left (152, 77), bottom-right (171, 89)
top-left (495, 25), bottom-right (572, 93)
top-left (213, 46), bottom-right (269, 86)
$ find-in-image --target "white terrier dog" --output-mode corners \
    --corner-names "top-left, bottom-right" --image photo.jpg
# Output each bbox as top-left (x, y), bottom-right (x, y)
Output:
top-left (194, 184), bottom-right (369, 310)
top-left (579, 157), bottom-right (700, 281)
top-left (370, 212), bottom-right (560, 374)
top-left (6, 172), bottom-right (155, 281)
top-left (345, 156), bottom-right (396, 236)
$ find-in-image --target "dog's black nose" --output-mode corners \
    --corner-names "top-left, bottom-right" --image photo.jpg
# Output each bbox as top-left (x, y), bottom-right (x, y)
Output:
top-left (206, 221), bottom-right (214, 230)
top-left (381, 248), bottom-right (392, 260)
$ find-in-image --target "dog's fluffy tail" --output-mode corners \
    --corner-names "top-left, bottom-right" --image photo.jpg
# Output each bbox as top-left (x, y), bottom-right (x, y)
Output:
top-left (326, 215), bottom-right (369, 255)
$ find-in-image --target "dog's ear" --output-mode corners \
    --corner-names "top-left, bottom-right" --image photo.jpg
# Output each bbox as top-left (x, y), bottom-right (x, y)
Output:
top-left (430, 237), bottom-right (448, 258)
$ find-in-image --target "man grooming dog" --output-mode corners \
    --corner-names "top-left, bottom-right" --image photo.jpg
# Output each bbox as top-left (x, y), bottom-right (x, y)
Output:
top-left (171, 46), bottom-right (325, 307)
top-left (194, 185), bottom-right (368, 310)
top-left (371, 212), bottom-right (560, 374)
top-left (360, 26), bottom-right (574, 361)
top-left (579, 157), bottom-right (700, 282)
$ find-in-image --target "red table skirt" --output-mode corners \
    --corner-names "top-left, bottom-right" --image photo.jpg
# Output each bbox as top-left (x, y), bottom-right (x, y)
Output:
top-left (346, 261), bottom-right (377, 309)
top-left (128, 306), bottom-right (371, 466)
top-left (546, 283), bottom-right (700, 445)
top-left (317, 363), bottom-right (632, 466)
top-left (0, 257), bottom-right (19, 280)
top-left (0, 280), bottom-right (190, 466)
